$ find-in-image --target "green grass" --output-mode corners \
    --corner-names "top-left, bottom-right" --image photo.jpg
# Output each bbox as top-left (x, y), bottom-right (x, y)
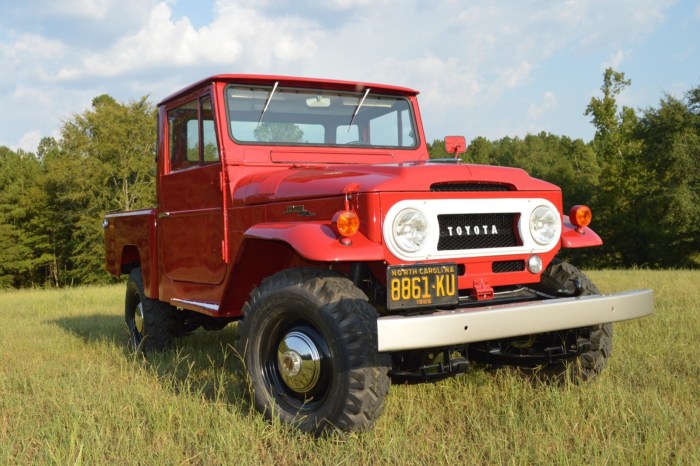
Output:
top-left (1, 270), bottom-right (698, 464)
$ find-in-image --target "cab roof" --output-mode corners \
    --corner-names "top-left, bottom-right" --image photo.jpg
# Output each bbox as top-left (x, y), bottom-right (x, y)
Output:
top-left (158, 74), bottom-right (420, 106)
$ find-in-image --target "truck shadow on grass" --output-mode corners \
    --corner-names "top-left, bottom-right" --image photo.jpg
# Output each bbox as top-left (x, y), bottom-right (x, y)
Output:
top-left (50, 313), bottom-right (124, 347)
top-left (49, 315), bottom-right (252, 414)
top-left (151, 325), bottom-right (253, 413)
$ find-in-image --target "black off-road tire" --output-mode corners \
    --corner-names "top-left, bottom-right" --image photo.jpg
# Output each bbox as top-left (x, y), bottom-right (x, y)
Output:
top-left (236, 268), bottom-right (391, 435)
top-left (532, 260), bottom-right (613, 382)
top-left (125, 268), bottom-right (178, 353)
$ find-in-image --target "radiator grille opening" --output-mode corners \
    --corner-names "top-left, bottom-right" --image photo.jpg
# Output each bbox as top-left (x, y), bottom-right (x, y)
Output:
top-left (431, 182), bottom-right (514, 192)
top-left (492, 260), bottom-right (525, 273)
top-left (437, 213), bottom-right (520, 250)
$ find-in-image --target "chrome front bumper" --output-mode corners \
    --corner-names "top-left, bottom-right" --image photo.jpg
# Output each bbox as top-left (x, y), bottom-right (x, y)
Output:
top-left (376, 289), bottom-right (653, 352)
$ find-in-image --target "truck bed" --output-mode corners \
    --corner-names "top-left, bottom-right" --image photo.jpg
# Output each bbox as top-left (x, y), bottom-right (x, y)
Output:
top-left (104, 208), bottom-right (157, 296)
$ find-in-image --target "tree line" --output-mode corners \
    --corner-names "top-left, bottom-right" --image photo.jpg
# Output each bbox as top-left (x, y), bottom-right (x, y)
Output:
top-left (0, 69), bottom-right (698, 288)
top-left (0, 95), bottom-right (155, 287)
top-left (429, 69), bottom-right (699, 270)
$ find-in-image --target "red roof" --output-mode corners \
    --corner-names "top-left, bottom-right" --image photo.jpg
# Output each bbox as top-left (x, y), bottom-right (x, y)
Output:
top-left (159, 74), bottom-right (420, 105)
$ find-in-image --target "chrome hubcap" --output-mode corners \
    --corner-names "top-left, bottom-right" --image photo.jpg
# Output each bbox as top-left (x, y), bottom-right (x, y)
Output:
top-left (277, 330), bottom-right (322, 394)
top-left (134, 302), bottom-right (145, 335)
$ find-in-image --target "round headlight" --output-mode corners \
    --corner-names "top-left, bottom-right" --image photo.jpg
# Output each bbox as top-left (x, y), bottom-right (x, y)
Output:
top-left (529, 205), bottom-right (560, 246)
top-left (392, 208), bottom-right (429, 253)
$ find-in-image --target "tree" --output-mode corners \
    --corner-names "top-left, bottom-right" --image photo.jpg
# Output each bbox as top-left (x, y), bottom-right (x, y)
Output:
top-left (428, 137), bottom-right (494, 164)
top-left (634, 90), bottom-right (700, 267)
top-left (584, 68), bottom-right (649, 266)
top-left (516, 133), bottom-right (600, 208)
top-left (0, 147), bottom-right (50, 286)
top-left (463, 136), bottom-right (496, 165)
top-left (40, 95), bottom-right (157, 285)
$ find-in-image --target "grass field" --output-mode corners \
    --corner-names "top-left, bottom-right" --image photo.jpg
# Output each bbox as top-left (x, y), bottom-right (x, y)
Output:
top-left (1, 270), bottom-right (698, 465)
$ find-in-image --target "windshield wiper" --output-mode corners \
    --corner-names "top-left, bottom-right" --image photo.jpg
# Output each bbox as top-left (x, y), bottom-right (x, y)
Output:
top-left (347, 87), bottom-right (370, 132)
top-left (258, 81), bottom-right (279, 123)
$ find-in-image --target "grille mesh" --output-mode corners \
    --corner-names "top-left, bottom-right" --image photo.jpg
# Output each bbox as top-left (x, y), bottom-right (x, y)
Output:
top-left (492, 260), bottom-right (525, 273)
top-left (437, 213), bottom-right (519, 250)
top-left (431, 182), bottom-right (514, 192)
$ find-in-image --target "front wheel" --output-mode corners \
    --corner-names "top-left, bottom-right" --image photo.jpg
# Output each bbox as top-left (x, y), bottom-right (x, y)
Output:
top-left (471, 261), bottom-right (613, 382)
top-left (236, 269), bottom-right (391, 435)
top-left (534, 261), bottom-right (612, 381)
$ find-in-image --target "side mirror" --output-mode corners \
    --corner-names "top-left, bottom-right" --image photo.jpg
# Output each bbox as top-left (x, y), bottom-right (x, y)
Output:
top-left (444, 136), bottom-right (466, 158)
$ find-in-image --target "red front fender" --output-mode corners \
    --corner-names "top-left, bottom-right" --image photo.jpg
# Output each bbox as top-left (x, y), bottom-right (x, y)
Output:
top-left (560, 216), bottom-right (603, 248)
top-left (243, 222), bottom-right (385, 262)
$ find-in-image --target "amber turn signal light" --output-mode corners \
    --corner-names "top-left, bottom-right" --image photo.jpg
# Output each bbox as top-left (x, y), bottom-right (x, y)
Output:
top-left (333, 210), bottom-right (360, 237)
top-left (569, 205), bottom-right (592, 229)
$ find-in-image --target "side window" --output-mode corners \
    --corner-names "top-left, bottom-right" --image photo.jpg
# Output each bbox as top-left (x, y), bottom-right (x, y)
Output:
top-left (201, 98), bottom-right (219, 163)
top-left (168, 96), bottom-right (219, 171)
top-left (400, 109), bottom-right (416, 147)
top-left (168, 101), bottom-right (199, 171)
top-left (186, 119), bottom-right (200, 163)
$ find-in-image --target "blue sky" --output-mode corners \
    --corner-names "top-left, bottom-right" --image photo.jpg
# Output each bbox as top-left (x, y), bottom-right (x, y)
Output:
top-left (1, 0), bottom-right (698, 153)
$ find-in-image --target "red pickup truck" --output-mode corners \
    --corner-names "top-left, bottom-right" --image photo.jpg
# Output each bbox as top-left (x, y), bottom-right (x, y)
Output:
top-left (104, 74), bottom-right (653, 434)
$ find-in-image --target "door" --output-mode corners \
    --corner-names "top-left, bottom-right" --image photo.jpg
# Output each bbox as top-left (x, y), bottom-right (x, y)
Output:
top-left (159, 94), bottom-right (226, 285)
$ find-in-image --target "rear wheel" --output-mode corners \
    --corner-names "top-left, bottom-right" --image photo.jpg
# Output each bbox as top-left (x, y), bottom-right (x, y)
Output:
top-left (236, 268), bottom-right (391, 435)
top-left (125, 268), bottom-right (177, 352)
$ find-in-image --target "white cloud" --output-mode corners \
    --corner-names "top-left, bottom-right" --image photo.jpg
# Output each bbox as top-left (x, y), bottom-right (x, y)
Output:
top-left (565, 0), bottom-right (673, 50)
top-left (528, 92), bottom-right (557, 119)
top-left (1, 0), bottom-right (158, 46)
top-left (326, 0), bottom-right (375, 10)
top-left (0, 33), bottom-right (71, 85)
top-left (38, 0), bottom-right (113, 19)
top-left (55, 3), bottom-right (203, 79)
top-left (0, 0), bottom-right (687, 150)
top-left (9, 0), bottom-right (156, 20)
top-left (3, 33), bottom-right (66, 61)
top-left (53, 1), bottom-right (321, 80)
top-left (0, 82), bottom-right (97, 152)
top-left (502, 61), bottom-right (533, 89)
top-left (603, 49), bottom-right (627, 70)
top-left (17, 130), bottom-right (42, 153)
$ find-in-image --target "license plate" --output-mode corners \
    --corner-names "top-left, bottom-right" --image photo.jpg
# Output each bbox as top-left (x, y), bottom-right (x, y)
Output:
top-left (387, 263), bottom-right (459, 310)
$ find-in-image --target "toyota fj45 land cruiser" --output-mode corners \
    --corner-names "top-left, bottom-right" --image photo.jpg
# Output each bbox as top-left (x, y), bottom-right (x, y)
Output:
top-left (104, 74), bottom-right (653, 434)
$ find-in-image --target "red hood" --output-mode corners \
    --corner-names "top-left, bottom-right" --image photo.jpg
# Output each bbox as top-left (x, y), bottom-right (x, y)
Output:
top-left (235, 161), bottom-right (559, 205)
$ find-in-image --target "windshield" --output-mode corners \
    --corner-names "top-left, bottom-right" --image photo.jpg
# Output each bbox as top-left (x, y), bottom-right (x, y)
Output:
top-left (226, 84), bottom-right (418, 149)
